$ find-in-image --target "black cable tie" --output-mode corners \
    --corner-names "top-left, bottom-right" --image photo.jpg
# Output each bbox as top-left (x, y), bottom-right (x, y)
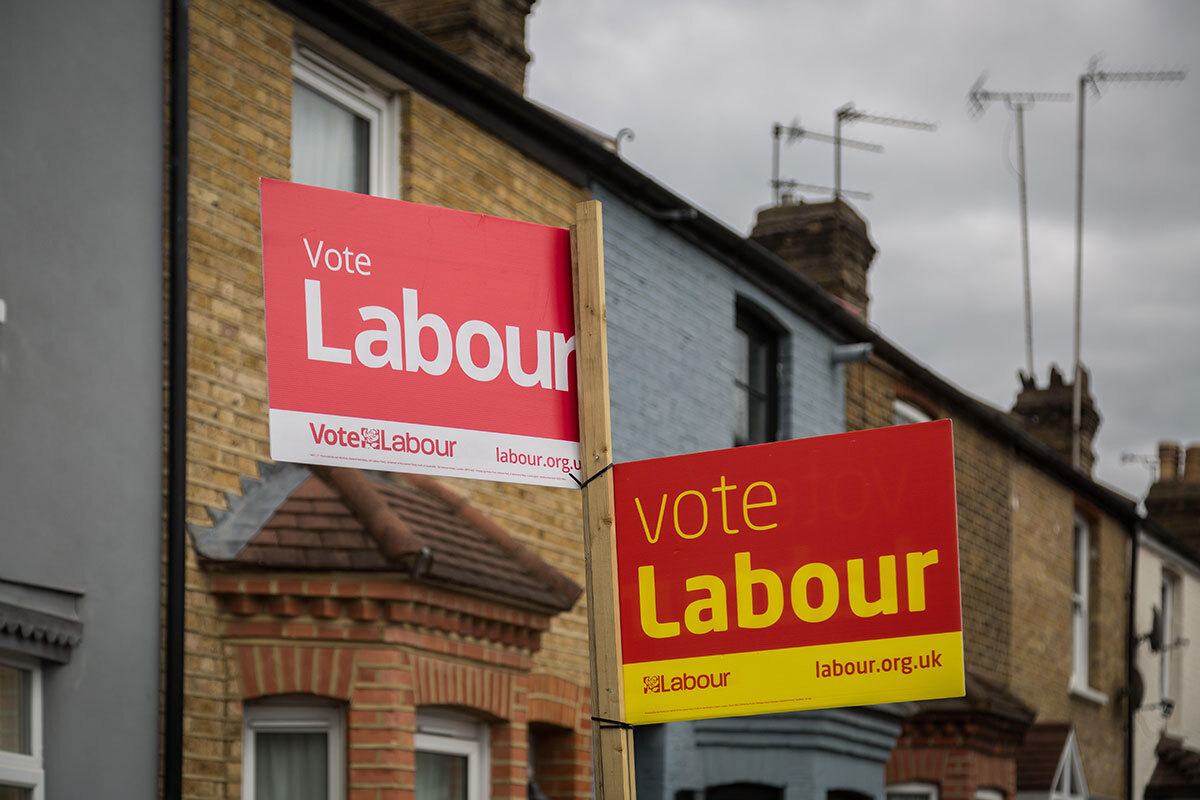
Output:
top-left (590, 714), bottom-right (633, 729)
top-left (570, 462), bottom-right (614, 490)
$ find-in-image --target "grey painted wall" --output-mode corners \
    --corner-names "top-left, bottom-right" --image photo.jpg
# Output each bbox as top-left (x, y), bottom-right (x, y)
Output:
top-left (597, 186), bottom-right (845, 464)
top-left (596, 186), bottom-right (904, 799)
top-left (0, 1), bottom-right (164, 796)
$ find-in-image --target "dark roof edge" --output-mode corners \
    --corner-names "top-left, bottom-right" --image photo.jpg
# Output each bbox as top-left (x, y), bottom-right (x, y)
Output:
top-left (1141, 517), bottom-right (1200, 571)
top-left (274, 0), bottom-right (1140, 529)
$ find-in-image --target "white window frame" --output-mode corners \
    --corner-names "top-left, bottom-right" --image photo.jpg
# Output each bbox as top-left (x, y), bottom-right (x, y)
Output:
top-left (0, 653), bottom-right (43, 800)
top-left (975, 790), bottom-right (1004, 800)
top-left (1068, 515), bottom-right (1106, 703)
top-left (1160, 569), bottom-right (1180, 705)
top-left (893, 398), bottom-right (933, 426)
top-left (242, 702), bottom-right (345, 800)
top-left (1048, 731), bottom-right (1087, 800)
top-left (416, 709), bottom-right (490, 800)
top-left (887, 781), bottom-right (938, 800)
top-left (292, 46), bottom-right (400, 199)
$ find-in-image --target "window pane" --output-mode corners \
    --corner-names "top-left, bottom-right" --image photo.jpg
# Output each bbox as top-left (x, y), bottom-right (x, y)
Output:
top-left (0, 664), bottom-right (30, 755)
top-left (256, 731), bottom-right (328, 800)
top-left (0, 786), bottom-right (31, 800)
top-left (416, 751), bottom-right (469, 800)
top-left (292, 81), bottom-right (370, 194)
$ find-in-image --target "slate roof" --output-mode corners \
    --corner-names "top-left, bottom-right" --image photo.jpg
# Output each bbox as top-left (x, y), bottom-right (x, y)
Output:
top-left (1016, 723), bottom-right (1072, 791)
top-left (915, 669), bottom-right (1036, 724)
top-left (195, 465), bottom-right (581, 614)
top-left (1147, 735), bottom-right (1200, 799)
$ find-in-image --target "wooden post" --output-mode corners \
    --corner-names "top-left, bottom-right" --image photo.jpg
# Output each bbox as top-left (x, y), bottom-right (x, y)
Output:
top-left (571, 200), bottom-right (636, 800)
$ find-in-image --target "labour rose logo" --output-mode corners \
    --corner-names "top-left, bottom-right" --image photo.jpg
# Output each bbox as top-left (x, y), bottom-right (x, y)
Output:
top-left (361, 428), bottom-right (383, 449)
top-left (643, 675), bottom-right (663, 694)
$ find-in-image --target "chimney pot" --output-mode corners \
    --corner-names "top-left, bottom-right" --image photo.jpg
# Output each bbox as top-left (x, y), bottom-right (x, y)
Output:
top-left (1159, 441), bottom-right (1182, 481)
top-left (1185, 444), bottom-right (1200, 483)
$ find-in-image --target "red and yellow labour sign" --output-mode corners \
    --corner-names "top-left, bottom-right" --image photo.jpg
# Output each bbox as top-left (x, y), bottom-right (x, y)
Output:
top-left (612, 421), bottom-right (964, 724)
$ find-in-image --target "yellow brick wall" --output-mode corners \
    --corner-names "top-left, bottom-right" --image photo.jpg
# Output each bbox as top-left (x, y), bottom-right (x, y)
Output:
top-left (183, 0), bottom-right (591, 796)
top-left (845, 359), bottom-right (1013, 685)
top-left (1010, 459), bottom-right (1129, 799)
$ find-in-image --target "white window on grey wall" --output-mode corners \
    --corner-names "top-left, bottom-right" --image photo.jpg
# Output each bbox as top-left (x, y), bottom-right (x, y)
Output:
top-left (887, 781), bottom-right (938, 800)
top-left (243, 701), bottom-right (345, 800)
top-left (0, 655), bottom-right (42, 800)
top-left (734, 302), bottom-right (781, 446)
top-left (415, 709), bottom-right (490, 800)
top-left (292, 46), bottom-right (399, 198)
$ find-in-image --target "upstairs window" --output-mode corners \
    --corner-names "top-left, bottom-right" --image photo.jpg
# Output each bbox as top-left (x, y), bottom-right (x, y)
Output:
top-left (0, 656), bottom-right (42, 800)
top-left (893, 398), bottom-right (933, 426)
top-left (734, 302), bottom-right (781, 446)
top-left (292, 47), bottom-right (398, 198)
top-left (1161, 569), bottom-right (1181, 708)
top-left (1069, 515), bottom-right (1104, 702)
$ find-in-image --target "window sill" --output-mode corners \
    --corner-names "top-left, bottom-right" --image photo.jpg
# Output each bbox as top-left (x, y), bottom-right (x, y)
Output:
top-left (1069, 683), bottom-right (1108, 705)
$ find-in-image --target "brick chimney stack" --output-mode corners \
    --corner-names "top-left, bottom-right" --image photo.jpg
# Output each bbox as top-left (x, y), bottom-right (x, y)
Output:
top-left (1145, 440), bottom-right (1200, 550)
top-left (1010, 365), bottom-right (1101, 474)
top-left (373, 0), bottom-right (537, 93)
top-left (749, 196), bottom-right (878, 319)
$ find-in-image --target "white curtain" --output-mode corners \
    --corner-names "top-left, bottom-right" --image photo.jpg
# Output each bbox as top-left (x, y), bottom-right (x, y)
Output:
top-left (292, 81), bottom-right (369, 194)
top-left (416, 751), bottom-right (468, 800)
top-left (255, 731), bottom-right (328, 800)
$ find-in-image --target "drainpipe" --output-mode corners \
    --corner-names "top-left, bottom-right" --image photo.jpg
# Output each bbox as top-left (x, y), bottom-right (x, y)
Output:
top-left (1127, 523), bottom-right (1140, 800)
top-left (165, 0), bottom-right (189, 796)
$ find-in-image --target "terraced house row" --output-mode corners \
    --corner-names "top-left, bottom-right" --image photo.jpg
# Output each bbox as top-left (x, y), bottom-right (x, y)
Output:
top-left (2, 1), bottom-right (1198, 799)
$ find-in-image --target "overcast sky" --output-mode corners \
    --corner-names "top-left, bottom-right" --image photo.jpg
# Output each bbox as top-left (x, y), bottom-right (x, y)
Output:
top-left (526, 1), bottom-right (1199, 500)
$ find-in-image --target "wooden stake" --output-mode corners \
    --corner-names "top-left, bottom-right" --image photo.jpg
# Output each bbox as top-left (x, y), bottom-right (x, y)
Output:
top-left (571, 200), bottom-right (635, 800)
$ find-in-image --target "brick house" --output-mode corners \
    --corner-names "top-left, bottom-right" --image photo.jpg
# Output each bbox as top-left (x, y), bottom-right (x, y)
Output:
top-left (750, 197), bottom-right (1142, 800)
top-left (177, 2), bottom-right (929, 798)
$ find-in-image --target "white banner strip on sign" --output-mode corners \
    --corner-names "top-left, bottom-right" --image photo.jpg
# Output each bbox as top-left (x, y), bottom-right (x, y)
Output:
top-left (269, 409), bottom-right (583, 489)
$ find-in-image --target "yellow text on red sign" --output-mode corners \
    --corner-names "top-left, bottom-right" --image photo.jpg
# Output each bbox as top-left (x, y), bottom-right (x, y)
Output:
top-left (612, 422), bottom-right (964, 723)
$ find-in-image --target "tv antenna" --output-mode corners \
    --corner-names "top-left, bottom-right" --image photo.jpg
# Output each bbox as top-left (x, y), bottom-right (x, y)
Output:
top-left (1069, 57), bottom-right (1186, 469)
top-left (771, 121), bottom-right (881, 204)
top-left (834, 103), bottom-right (936, 199)
top-left (968, 75), bottom-right (1071, 379)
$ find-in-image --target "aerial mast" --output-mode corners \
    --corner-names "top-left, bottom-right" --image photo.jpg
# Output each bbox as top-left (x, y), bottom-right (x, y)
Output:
top-left (1070, 58), bottom-right (1185, 469)
top-left (969, 76), bottom-right (1071, 379)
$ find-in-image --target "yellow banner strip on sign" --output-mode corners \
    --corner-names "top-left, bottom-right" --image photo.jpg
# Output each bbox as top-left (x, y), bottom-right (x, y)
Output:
top-left (623, 631), bottom-right (964, 724)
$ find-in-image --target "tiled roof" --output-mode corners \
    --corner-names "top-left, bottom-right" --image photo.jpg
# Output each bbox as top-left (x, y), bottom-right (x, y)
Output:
top-left (916, 669), bottom-right (1036, 723)
top-left (1147, 734), bottom-right (1200, 799)
top-left (1016, 723), bottom-right (1072, 791)
top-left (200, 465), bottom-right (581, 614)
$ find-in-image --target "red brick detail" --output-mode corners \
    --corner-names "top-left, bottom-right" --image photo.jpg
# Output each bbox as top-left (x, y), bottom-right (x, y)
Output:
top-left (310, 597), bottom-right (341, 619)
top-left (348, 599), bottom-right (381, 621)
top-left (225, 595), bottom-right (261, 616)
top-left (412, 656), bottom-right (512, 720)
top-left (526, 673), bottom-right (585, 731)
top-left (267, 595), bottom-right (303, 617)
top-left (237, 645), bottom-right (356, 701)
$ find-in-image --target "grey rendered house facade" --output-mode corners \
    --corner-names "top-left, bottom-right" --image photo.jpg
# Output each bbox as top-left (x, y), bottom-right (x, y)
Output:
top-left (0, 2), bottom-right (165, 798)
top-left (597, 186), bottom-right (907, 799)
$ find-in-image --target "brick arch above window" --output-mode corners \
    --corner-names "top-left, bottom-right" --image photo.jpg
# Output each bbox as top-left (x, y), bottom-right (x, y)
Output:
top-left (412, 656), bottom-right (514, 721)
top-left (237, 644), bottom-right (358, 701)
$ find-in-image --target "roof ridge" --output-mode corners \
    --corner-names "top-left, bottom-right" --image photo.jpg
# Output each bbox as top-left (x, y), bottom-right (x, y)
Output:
top-left (400, 473), bottom-right (583, 610)
top-left (311, 466), bottom-right (428, 566)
